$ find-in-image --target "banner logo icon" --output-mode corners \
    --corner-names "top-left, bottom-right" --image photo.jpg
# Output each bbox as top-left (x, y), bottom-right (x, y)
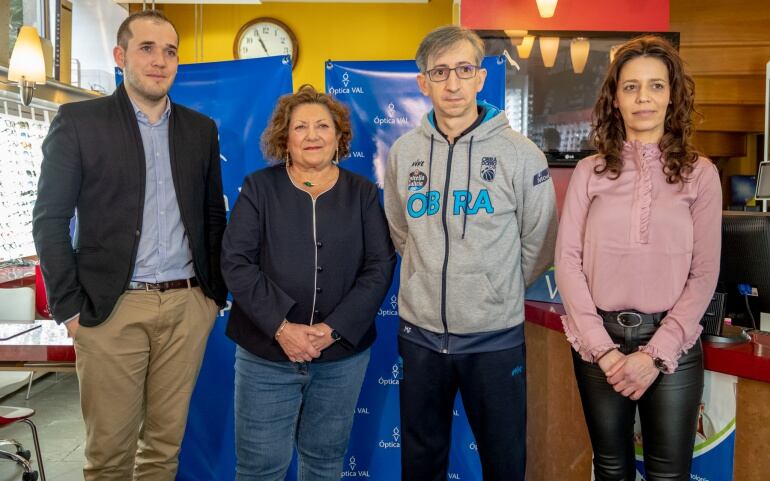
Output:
top-left (378, 426), bottom-right (401, 449)
top-left (378, 295), bottom-right (399, 317)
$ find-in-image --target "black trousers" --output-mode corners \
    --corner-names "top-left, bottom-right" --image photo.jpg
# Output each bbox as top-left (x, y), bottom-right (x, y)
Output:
top-left (572, 320), bottom-right (704, 481)
top-left (398, 338), bottom-right (526, 481)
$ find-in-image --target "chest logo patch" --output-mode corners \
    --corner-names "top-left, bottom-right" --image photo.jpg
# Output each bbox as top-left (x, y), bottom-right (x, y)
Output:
top-left (407, 170), bottom-right (428, 191)
top-left (481, 157), bottom-right (497, 182)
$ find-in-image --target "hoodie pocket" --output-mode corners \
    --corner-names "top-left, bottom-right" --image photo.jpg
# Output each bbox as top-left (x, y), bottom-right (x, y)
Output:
top-left (399, 271), bottom-right (442, 332)
top-left (445, 273), bottom-right (505, 333)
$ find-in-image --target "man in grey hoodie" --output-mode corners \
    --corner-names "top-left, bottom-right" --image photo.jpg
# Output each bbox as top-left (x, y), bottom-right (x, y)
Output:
top-left (384, 25), bottom-right (557, 481)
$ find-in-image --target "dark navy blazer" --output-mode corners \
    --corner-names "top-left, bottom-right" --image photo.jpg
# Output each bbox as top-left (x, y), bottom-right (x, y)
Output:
top-left (222, 165), bottom-right (395, 362)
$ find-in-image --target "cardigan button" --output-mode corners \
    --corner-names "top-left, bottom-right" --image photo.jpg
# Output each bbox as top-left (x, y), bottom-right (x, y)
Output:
top-left (316, 266), bottom-right (323, 272)
top-left (316, 287), bottom-right (322, 293)
top-left (316, 241), bottom-right (323, 248)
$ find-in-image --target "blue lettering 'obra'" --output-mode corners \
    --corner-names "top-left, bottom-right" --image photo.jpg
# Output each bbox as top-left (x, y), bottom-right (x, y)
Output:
top-left (407, 189), bottom-right (495, 218)
top-left (452, 190), bottom-right (494, 215)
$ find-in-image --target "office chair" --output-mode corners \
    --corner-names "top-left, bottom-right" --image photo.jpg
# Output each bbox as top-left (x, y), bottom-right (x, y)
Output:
top-left (0, 287), bottom-right (38, 399)
top-left (0, 406), bottom-right (45, 480)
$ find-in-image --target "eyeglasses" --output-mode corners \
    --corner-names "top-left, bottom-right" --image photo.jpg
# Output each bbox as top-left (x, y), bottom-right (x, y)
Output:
top-left (424, 64), bottom-right (482, 82)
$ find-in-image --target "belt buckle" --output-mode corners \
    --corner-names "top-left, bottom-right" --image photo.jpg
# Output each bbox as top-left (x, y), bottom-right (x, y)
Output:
top-left (144, 282), bottom-right (162, 292)
top-left (616, 311), bottom-right (643, 328)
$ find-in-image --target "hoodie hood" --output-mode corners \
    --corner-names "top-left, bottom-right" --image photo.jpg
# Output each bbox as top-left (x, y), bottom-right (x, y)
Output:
top-left (423, 100), bottom-right (507, 144)
top-left (382, 97), bottom-right (558, 349)
top-left (418, 101), bottom-right (511, 238)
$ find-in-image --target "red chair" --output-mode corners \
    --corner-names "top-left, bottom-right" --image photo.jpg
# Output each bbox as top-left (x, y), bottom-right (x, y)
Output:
top-left (34, 265), bottom-right (51, 320)
top-left (0, 406), bottom-right (45, 481)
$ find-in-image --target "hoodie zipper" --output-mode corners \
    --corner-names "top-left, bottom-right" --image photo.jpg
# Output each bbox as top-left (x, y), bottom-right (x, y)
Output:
top-left (439, 142), bottom-right (455, 353)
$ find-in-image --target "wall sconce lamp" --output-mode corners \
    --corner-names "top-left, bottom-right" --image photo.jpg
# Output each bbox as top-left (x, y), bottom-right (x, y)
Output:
top-left (8, 26), bottom-right (47, 106)
top-left (570, 37), bottom-right (590, 74)
top-left (539, 36), bottom-right (560, 68)
top-left (517, 35), bottom-right (536, 59)
top-left (536, 0), bottom-right (558, 18)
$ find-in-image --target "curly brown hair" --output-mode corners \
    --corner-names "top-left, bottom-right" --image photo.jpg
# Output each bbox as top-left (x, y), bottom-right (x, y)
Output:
top-left (592, 35), bottom-right (699, 184)
top-left (261, 84), bottom-right (352, 164)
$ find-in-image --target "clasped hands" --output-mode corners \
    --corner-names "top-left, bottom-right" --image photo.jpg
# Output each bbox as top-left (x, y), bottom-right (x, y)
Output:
top-left (597, 349), bottom-right (660, 401)
top-left (276, 321), bottom-right (336, 363)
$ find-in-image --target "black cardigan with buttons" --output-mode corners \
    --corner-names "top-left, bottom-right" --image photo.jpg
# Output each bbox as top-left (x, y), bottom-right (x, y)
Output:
top-left (222, 165), bottom-right (396, 362)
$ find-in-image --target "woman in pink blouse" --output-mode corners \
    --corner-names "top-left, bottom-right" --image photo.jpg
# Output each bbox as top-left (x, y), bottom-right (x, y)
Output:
top-left (555, 36), bottom-right (721, 481)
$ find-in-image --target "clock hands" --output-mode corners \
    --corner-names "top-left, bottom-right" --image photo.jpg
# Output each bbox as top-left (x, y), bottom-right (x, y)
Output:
top-left (255, 31), bottom-right (270, 55)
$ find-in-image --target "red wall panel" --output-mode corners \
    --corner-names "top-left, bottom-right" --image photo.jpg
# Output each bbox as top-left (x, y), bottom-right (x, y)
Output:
top-left (461, 0), bottom-right (669, 32)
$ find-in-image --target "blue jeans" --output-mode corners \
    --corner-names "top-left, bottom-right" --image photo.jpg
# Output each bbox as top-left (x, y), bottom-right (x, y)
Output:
top-left (234, 346), bottom-right (371, 481)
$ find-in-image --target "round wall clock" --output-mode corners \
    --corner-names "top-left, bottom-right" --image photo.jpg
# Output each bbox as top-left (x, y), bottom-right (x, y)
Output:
top-left (233, 17), bottom-right (299, 69)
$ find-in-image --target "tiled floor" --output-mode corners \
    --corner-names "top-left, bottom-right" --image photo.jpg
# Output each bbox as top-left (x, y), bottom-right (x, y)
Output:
top-left (0, 373), bottom-right (85, 481)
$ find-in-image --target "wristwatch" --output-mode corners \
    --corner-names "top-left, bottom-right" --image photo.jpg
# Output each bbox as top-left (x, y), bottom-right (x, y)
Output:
top-left (330, 329), bottom-right (342, 342)
top-left (653, 357), bottom-right (667, 372)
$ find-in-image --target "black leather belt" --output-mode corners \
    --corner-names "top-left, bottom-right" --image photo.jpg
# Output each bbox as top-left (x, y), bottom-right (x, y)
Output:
top-left (597, 308), bottom-right (666, 327)
top-left (597, 308), bottom-right (667, 354)
top-left (127, 277), bottom-right (198, 292)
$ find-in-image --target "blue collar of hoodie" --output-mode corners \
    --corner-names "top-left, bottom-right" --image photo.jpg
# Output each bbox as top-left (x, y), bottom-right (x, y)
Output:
top-left (427, 100), bottom-right (502, 137)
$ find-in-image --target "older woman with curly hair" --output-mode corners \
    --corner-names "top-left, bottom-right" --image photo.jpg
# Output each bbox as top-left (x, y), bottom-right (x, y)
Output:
top-left (555, 36), bottom-right (722, 480)
top-left (221, 84), bottom-right (395, 481)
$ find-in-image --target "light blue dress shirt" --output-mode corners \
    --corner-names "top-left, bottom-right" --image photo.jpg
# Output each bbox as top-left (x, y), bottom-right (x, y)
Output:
top-left (130, 98), bottom-right (195, 283)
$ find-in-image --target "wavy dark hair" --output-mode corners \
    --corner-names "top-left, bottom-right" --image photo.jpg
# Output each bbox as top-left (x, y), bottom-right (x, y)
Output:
top-left (262, 84), bottom-right (352, 164)
top-left (591, 35), bottom-right (698, 184)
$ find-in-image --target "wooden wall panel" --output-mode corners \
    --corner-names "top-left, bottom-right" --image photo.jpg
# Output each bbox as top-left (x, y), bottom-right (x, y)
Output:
top-left (670, 0), bottom-right (770, 43)
top-left (525, 322), bottom-right (592, 481)
top-left (692, 75), bottom-right (764, 105)
top-left (680, 45), bottom-right (770, 76)
top-left (697, 105), bottom-right (764, 133)
top-left (734, 378), bottom-right (770, 481)
top-left (670, 0), bottom-right (770, 156)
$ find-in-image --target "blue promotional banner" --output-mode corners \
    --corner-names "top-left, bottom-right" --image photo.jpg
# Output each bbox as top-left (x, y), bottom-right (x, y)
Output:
top-left (325, 57), bottom-right (506, 481)
top-left (157, 56), bottom-right (293, 481)
top-left (524, 266), bottom-right (562, 304)
top-left (634, 371), bottom-right (737, 481)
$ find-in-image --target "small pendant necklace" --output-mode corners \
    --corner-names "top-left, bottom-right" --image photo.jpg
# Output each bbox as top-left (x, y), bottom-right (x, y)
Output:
top-left (289, 165), bottom-right (336, 189)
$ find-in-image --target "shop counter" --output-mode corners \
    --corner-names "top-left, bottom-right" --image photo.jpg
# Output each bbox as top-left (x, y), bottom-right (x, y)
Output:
top-left (524, 300), bottom-right (770, 481)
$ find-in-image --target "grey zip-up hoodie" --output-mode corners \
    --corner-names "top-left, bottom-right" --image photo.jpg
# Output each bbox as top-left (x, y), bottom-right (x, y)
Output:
top-left (384, 102), bottom-right (557, 353)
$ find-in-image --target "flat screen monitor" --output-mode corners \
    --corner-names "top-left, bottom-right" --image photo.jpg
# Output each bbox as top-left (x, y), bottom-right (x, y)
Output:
top-left (756, 162), bottom-right (770, 200)
top-left (477, 30), bottom-right (680, 166)
top-left (719, 211), bottom-right (770, 329)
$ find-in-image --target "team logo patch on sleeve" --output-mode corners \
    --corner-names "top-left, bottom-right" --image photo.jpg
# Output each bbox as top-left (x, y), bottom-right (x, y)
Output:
top-left (480, 157), bottom-right (497, 182)
top-left (533, 168), bottom-right (551, 186)
top-left (407, 170), bottom-right (428, 191)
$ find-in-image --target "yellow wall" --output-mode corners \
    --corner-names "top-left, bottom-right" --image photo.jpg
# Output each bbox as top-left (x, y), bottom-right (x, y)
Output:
top-left (161, 1), bottom-right (453, 90)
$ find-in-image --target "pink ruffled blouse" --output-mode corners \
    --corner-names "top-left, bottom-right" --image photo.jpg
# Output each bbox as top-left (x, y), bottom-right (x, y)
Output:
top-left (555, 141), bottom-right (722, 372)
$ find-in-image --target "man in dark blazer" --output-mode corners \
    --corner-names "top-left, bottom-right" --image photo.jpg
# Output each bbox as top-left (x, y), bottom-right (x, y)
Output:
top-left (32, 10), bottom-right (226, 481)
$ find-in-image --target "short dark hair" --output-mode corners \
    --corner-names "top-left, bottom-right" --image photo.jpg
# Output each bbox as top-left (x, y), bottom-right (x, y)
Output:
top-left (415, 25), bottom-right (485, 72)
top-left (117, 10), bottom-right (178, 50)
top-left (262, 84), bottom-right (352, 164)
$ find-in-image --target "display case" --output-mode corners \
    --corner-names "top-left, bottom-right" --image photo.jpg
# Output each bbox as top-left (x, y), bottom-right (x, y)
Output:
top-left (478, 30), bottom-right (680, 165)
top-left (0, 66), bottom-right (99, 264)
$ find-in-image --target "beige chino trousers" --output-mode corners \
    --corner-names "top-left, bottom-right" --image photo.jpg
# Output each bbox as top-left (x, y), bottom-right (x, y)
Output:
top-left (74, 286), bottom-right (218, 481)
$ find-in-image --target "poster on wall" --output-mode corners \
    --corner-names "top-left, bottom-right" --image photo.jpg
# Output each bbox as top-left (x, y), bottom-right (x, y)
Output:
top-left (631, 371), bottom-right (737, 481)
top-left (325, 56), bottom-right (506, 481)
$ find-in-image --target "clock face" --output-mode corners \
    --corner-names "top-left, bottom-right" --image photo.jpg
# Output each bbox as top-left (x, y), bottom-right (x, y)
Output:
top-left (234, 18), bottom-right (298, 68)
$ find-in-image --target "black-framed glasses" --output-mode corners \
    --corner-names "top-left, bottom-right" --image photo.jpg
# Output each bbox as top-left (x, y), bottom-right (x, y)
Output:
top-left (425, 64), bottom-right (481, 82)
